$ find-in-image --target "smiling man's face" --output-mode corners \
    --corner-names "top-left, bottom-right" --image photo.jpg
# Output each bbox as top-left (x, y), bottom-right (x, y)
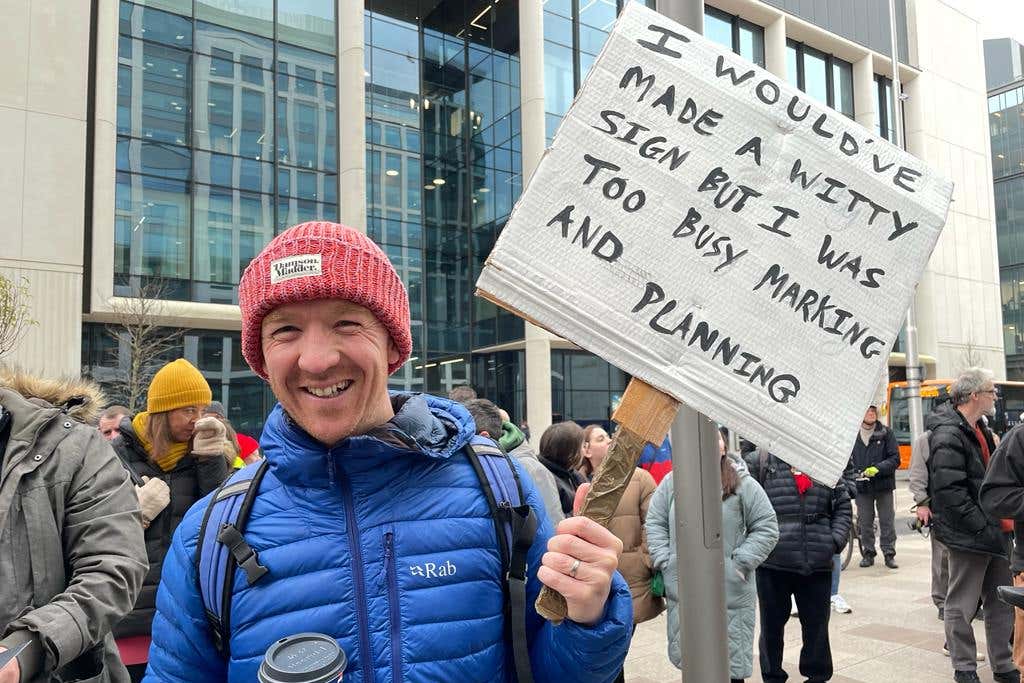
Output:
top-left (261, 299), bottom-right (399, 446)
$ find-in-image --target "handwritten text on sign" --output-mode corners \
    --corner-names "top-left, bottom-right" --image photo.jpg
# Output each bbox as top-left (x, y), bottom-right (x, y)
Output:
top-left (476, 2), bottom-right (952, 485)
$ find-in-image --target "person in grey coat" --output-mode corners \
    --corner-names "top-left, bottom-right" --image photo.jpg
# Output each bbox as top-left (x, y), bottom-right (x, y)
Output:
top-left (647, 452), bottom-right (779, 682)
top-left (0, 369), bottom-right (147, 683)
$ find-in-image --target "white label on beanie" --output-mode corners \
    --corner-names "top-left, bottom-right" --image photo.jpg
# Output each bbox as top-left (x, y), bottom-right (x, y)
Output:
top-left (270, 254), bottom-right (322, 284)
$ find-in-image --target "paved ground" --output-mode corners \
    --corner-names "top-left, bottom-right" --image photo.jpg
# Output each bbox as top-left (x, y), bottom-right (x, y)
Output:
top-left (624, 479), bottom-right (1014, 682)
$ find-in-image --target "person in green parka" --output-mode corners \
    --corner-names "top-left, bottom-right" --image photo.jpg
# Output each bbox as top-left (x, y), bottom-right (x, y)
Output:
top-left (646, 450), bottom-right (779, 682)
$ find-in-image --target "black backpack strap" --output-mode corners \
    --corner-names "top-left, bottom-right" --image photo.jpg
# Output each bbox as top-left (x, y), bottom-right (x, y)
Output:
top-left (194, 459), bottom-right (271, 656)
top-left (464, 435), bottom-right (537, 683)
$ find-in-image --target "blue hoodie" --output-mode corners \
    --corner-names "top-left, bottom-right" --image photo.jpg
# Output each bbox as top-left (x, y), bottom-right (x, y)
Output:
top-left (144, 394), bottom-right (633, 682)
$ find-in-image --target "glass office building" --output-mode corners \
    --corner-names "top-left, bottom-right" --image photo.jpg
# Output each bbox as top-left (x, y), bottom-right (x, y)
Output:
top-left (988, 39), bottom-right (1024, 379)
top-left (83, 0), bottom-right (907, 433)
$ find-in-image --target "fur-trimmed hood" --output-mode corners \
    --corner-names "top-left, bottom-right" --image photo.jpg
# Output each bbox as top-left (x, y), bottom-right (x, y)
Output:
top-left (0, 367), bottom-right (106, 424)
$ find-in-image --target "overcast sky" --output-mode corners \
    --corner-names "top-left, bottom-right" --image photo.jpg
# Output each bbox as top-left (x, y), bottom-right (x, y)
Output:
top-left (969, 0), bottom-right (1024, 45)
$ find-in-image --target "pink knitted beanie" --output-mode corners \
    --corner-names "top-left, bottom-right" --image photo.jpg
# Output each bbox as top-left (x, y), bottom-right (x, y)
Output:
top-left (238, 221), bottom-right (412, 378)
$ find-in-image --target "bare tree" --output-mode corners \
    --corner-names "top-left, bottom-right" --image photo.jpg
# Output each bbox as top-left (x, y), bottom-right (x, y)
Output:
top-left (957, 336), bottom-right (984, 373)
top-left (0, 273), bottom-right (36, 360)
top-left (105, 279), bottom-right (184, 413)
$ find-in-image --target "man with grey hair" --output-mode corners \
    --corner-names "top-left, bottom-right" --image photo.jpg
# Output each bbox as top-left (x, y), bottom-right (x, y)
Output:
top-left (463, 398), bottom-right (564, 525)
top-left (928, 368), bottom-right (1017, 683)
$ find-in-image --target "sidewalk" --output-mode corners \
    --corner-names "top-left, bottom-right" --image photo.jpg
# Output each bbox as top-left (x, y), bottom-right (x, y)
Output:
top-left (625, 483), bottom-right (1013, 682)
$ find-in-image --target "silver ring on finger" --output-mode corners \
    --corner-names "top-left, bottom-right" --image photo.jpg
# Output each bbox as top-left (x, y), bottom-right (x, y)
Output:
top-left (569, 558), bottom-right (581, 578)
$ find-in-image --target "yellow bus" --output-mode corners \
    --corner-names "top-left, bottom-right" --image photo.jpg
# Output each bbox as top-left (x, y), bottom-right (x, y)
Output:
top-left (884, 379), bottom-right (1024, 469)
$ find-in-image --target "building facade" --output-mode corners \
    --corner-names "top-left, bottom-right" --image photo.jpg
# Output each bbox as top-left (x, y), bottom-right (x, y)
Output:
top-left (0, 0), bottom-right (1002, 437)
top-left (986, 37), bottom-right (1024, 380)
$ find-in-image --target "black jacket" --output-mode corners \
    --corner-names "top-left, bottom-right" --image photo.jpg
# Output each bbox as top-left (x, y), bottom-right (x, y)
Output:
top-left (110, 417), bottom-right (230, 637)
top-left (981, 423), bottom-right (1024, 571)
top-left (745, 450), bottom-right (852, 575)
top-left (848, 422), bottom-right (900, 494)
top-left (927, 403), bottom-right (1007, 558)
top-left (539, 456), bottom-right (586, 517)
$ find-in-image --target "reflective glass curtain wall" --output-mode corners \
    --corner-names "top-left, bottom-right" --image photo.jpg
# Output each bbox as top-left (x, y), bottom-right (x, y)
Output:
top-left (116, 0), bottom-right (339, 303)
top-left (991, 83), bottom-right (1024, 378)
top-left (365, 0), bottom-right (522, 399)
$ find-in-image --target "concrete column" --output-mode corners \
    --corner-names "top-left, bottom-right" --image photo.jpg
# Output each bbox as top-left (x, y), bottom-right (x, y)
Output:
top-left (853, 54), bottom-right (877, 134)
top-left (90, 0), bottom-right (119, 313)
top-left (519, 0), bottom-right (553, 438)
top-left (338, 0), bottom-right (366, 232)
top-left (764, 16), bottom-right (786, 79)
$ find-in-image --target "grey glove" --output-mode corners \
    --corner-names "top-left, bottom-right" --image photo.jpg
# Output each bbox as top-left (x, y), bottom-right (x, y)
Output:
top-left (136, 476), bottom-right (170, 528)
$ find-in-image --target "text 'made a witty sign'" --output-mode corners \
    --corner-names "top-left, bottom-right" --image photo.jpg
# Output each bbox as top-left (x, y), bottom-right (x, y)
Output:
top-left (476, 2), bottom-right (952, 485)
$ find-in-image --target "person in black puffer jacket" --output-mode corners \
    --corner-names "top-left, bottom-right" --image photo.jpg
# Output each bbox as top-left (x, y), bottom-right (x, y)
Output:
top-left (109, 360), bottom-right (232, 682)
top-left (847, 405), bottom-right (901, 569)
top-left (928, 368), bottom-right (1017, 683)
top-left (538, 421), bottom-right (587, 517)
top-left (745, 448), bottom-right (851, 683)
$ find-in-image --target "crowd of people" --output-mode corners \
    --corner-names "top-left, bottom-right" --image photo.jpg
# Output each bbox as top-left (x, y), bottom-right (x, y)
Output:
top-left (2, 220), bottom-right (1024, 682)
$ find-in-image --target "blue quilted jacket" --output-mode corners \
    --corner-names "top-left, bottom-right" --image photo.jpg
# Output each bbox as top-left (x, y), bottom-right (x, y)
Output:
top-left (143, 393), bottom-right (633, 682)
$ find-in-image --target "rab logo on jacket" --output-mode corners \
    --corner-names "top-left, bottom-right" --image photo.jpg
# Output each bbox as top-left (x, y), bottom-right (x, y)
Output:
top-left (409, 560), bottom-right (457, 579)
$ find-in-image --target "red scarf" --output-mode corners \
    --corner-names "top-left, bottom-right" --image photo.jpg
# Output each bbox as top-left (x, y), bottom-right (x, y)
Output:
top-left (793, 471), bottom-right (813, 495)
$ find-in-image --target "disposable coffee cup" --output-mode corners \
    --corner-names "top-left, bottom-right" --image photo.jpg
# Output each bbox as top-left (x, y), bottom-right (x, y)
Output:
top-left (258, 633), bottom-right (347, 683)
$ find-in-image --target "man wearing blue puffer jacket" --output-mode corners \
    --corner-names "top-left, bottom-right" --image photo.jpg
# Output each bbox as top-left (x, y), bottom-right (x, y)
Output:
top-left (143, 221), bottom-right (633, 683)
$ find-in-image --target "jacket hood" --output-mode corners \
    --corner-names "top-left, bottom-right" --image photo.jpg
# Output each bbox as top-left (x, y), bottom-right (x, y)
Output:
top-left (0, 366), bottom-right (105, 423)
top-left (728, 452), bottom-right (750, 479)
top-left (260, 392), bottom-right (476, 486)
top-left (499, 420), bottom-right (526, 452)
top-left (926, 402), bottom-right (971, 433)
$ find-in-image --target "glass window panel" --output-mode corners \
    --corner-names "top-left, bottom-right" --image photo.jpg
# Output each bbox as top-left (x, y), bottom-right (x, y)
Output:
top-left (544, 41), bottom-right (574, 117)
top-left (115, 172), bottom-right (191, 279)
top-left (239, 86), bottom-right (271, 159)
top-left (195, 21), bottom-right (274, 69)
top-left (196, 0), bottom-right (273, 38)
top-left (543, 11), bottom-right (573, 47)
top-left (831, 58), bottom-right (854, 117)
top-left (277, 42), bottom-right (336, 85)
top-left (579, 0), bottom-right (618, 30)
top-left (209, 47), bottom-right (235, 78)
top-left (128, 0), bottom-right (192, 14)
top-left (121, 42), bottom-right (192, 144)
top-left (370, 15), bottom-right (418, 59)
top-left (786, 42), bottom-right (799, 88)
top-left (579, 25), bottom-right (610, 56)
top-left (277, 0), bottom-right (335, 55)
top-left (802, 47), bottom-right (828, 105)
top-left (738, 21), bottom-right (764, 67)
top-left (240, 54), bottom-right (262, 83)
top-left (544, 0), bottom-right (572, 18)
top-left (116, 137), bottom-right (191, 180)
top-left (704, 8), bottom-right (733, 51)
top-left (119, 1), bottom-right (192, 49)
top-left (371, 47), bottom-right (420, 96)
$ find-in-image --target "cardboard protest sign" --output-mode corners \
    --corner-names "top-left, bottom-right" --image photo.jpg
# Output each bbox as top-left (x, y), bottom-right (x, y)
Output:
top-left (476, 1), bottom-right (953, 485)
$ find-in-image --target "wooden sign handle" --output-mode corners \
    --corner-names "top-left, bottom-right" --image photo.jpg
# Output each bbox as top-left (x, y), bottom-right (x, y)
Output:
top-left (535, 379), bottom-right (679, 623)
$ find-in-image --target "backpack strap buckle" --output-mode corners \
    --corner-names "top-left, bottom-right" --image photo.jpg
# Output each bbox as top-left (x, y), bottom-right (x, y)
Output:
top-left (217, 523), bottom-right (269, 586)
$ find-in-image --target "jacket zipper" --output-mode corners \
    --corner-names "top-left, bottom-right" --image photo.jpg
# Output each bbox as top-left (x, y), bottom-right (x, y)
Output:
top-left (799, 485), bottom-right (808, 572)
top-left (384, 531), bottom-right (402, 683)
top-left (336, 460), bottom-right (374, 683)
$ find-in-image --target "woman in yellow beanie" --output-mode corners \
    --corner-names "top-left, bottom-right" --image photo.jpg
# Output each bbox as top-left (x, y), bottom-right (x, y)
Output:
top-left (109, 358), bottom-right (232, 682)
